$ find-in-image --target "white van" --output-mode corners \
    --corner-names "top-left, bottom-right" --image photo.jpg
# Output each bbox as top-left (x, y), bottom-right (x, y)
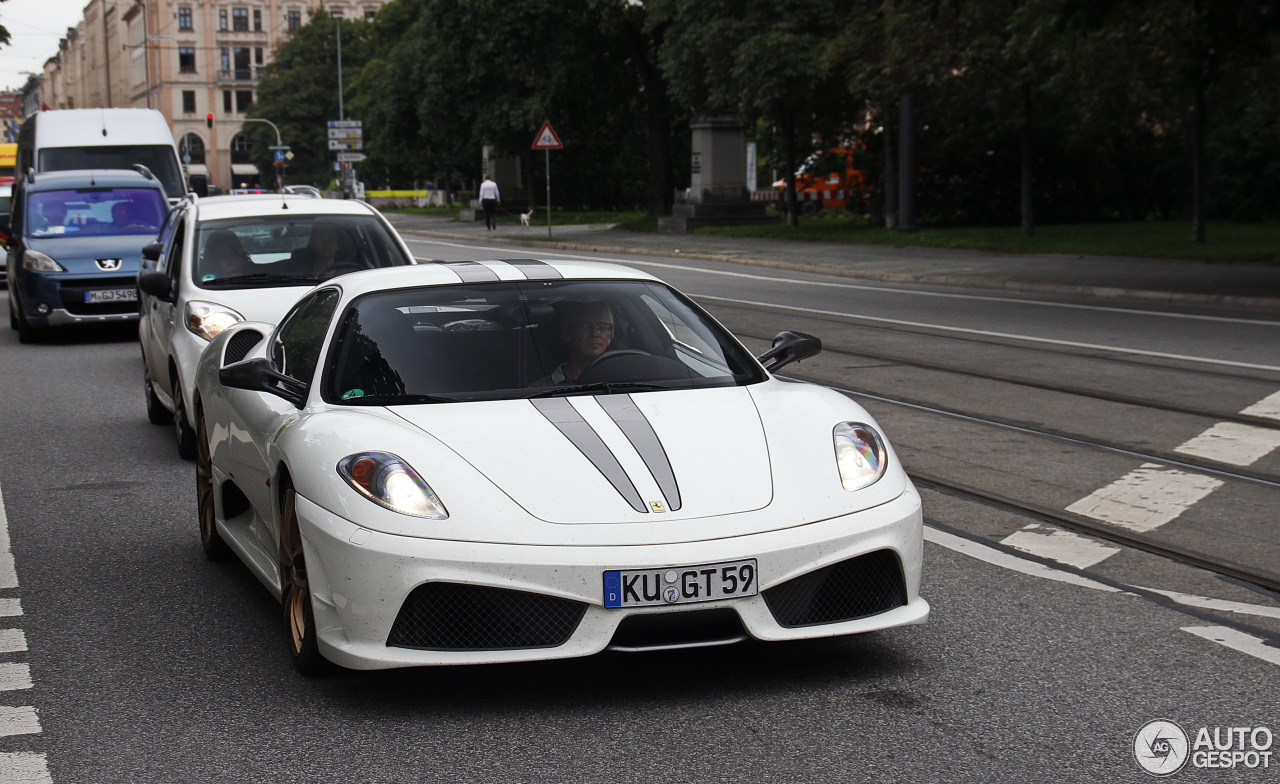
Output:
top-left (17, 109), bottom-right (186, 201)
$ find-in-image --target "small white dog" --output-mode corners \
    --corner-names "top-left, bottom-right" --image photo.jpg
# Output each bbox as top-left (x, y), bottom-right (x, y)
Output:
top-left (519, 208), bottom-right (534, 227)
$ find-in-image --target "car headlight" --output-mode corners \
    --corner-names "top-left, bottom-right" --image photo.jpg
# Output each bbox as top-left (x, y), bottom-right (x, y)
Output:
top-left (22, 249), bottom-right (65, 272)
top-left (185, 300), bottom-right (244, 341)
top-left (337, 452), bottom-right (449, 519)
top-left (833, 422), bottom-right (888, 491)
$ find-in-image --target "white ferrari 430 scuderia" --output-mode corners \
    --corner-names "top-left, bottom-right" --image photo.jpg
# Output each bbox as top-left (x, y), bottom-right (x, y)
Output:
top-left (193, 259), bottom-right (928, 673)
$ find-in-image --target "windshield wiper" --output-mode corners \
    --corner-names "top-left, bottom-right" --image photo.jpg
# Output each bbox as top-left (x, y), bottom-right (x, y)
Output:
top-left (341, 393), bottom-right (461, 405)
top-left (523, 381), bottom-right (673, 398)
top-left (207, 273), bottom-right (324, 286)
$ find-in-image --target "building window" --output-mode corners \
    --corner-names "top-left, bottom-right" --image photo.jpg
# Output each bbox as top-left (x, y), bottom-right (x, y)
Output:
top-left (179, 47), bottom-right (197, 73)
top-left (182, 90), bottom-right (196, 113)
top-left (254, 47), bottom-right (264, 66)
top-left (231, 133), bottom-right (252, 164)
top-left (223, 90), bottom-right (232, 113)
top-left (181, 133), bottom-right (205, 165)
top-left (233, 7), bottom-right (249, 31)
top-left (220, 47), bottom-right (230, 74)
top-left (364, 8), bottom-right (376, 20)
top-left (219, 9), bottom-right (228, 30)
top-left (286, 10), bottom-right (301, 31)
top-left (253, 9), bottom-right (262, 31)
top-left (236, 90), bottom-right (253, 113)
top-left (232, 47), bottom-right (251, 79)
top-left (178, 7), bottom-right (193, 30)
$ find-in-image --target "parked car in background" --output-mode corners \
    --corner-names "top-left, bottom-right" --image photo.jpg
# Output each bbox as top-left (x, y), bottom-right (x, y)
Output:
top-left (4, 167), bottom-right (169, 342)
top-left (193, 259), bottom-right (928, 674)
top-left (138, 194), bottom-right (416, 458)
top-left (0, 182), bottom-right (10, 277)
top-left (282, 185), bottom-right (323, 199)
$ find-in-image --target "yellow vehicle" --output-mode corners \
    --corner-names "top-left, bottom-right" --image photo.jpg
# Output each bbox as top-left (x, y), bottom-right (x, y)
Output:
top-left (0, 143), bottom-right (16, 184)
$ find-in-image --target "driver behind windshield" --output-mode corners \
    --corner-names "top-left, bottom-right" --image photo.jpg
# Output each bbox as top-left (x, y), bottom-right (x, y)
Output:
top-left (201, 229), bottom-right (254, 280)
top-left (533, 301), bottom-right (615, 386)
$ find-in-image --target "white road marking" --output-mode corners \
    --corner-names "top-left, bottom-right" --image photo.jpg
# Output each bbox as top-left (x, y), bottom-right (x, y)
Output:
top-left (0, 707), bottom-right (41, 739)
top-left (0, 630), bottom-right (27, 654)
top-left (1174, 422), bottom-right (1280, 466)
top-left (1182, 626), bottom-right (1280, 667)
top-left (1000, 524), bottom-right (1121, 568)
top-left (0, 753), bottom-right (51, 784)
top-left (405, 238), bottom-right (1280, 326)
top-left (1241, 390), bottom-right (1280, 421)
top-left (1065, 463), bottom-right (1224, 532)
top-left (0, 664), bottom-right (32, 692)
top-left (924, 526), bottom-right (1124, 593)
top-left (0, 599), bottom-right (22, 618)
top-left (1140, 588), bottom-right (1280, 620)
top-left (0, 485), bottom-right (18, 590)
top-left (693, 294), bottom-right (1280, 372)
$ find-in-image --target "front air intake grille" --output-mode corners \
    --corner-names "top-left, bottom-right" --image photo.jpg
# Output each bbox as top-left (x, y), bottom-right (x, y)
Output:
top-left (387, 583), bottom-right (588, 651)
top-left (608, 608), bottom-right (747, 651)
top-left (224, 330), bottom-right (263, 365)
top-left (763, 550), bottom-right (907, 628)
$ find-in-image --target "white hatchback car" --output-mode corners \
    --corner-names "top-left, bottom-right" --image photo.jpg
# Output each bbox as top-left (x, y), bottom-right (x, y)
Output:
top-left (194, 259), bottom-right (928, 674)
top-left (138, 194), bottom-right (416, 458)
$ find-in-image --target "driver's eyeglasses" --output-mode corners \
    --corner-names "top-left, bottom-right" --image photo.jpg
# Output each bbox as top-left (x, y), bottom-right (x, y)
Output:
top-left (573, 322), bottom-right (614, 335)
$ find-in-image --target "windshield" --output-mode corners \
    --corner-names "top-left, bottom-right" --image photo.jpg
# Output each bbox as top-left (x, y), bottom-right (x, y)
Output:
top-left (194, 214), bottom-right (412, 288)
top-left (40, 146), bottom-right (185, 200)
top-left (324, 279), bottom-right (766, 403)
top-left (27, 187), bottom-right (167, 238)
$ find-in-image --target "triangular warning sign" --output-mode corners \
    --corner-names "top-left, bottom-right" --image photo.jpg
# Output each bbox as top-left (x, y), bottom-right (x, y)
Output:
top-left (532, 121), bottom-right (563, 150)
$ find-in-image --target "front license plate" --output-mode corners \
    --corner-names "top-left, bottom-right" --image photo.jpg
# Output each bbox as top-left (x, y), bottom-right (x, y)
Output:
top-left (604, 559), bottom-right (758, 608)
top-left (85, 288), bottom-right (138, 304)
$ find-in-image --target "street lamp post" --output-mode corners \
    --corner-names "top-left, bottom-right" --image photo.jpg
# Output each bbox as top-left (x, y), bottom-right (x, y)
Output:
top-left (244, 117), bottom-right (288, 190)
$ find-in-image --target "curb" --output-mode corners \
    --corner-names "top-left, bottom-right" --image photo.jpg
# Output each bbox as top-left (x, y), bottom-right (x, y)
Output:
top-left (394, 226), bottom-right (1280, 316)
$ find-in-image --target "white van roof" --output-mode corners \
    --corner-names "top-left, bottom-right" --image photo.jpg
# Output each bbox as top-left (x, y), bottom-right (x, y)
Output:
top-left (32, 109), bottom-right (177, 149)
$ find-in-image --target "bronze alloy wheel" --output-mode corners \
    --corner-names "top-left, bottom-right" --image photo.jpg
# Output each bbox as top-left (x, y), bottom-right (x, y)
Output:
top-left (279, 487), bottom-right (330, 675)
top-left (196, 416), bottom-right (231, 560)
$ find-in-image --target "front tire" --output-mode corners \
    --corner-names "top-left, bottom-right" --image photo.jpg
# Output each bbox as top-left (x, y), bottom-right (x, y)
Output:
top-left (172, 381), bottom-right (197, 460)
top-left (279, 487), bottom-right (331, 676)
top-left (196, 415), bottom-right (231, 560)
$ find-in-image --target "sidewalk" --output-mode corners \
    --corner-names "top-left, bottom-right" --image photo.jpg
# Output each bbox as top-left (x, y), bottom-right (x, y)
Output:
top-left (382, 213), bottom-right (1280, 315)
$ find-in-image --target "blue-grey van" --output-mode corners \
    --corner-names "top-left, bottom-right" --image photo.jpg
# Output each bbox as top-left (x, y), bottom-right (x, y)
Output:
top-left (4, 168), bottom-right (168, 342)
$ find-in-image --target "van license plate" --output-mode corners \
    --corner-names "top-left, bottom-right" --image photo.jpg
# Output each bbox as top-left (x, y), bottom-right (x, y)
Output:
top-left (85, 289), bottom-right (138, 304)
top-left (603, 559), bottom-right (757, 608)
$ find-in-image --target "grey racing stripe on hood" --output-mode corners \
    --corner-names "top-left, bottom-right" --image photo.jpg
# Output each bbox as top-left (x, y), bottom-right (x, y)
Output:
top-left (597, 395), bottom-right (681, 511)
top-left (531, 398), bottom-right (647, 513)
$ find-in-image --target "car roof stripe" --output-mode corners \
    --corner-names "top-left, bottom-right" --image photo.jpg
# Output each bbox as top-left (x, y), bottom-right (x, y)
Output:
top-left (500, 258), bottom-right (563, 280)
top-left (429, 260), bottom-right (499, 282)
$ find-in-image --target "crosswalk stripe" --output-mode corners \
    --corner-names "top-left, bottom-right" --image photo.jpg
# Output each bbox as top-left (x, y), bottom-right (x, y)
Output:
top-left (0, 707), bottom-right (41, 739)
top-left (1174, 421), bottom-right (1280, 466)
top-left (0, 753), bottom-right (51, 784)
top-left (0, 630), bottom-right (26, 655)
top-left (1000, 524), bottom-right (1120, 568)
top-left (1182, 626), bottom-right (1280, 668)
top-left (1065, 463), bottom-right (1223, 532)
top-left (1240, 390), bottom-right (1280, 421)
top-left (0, 484), bottom-right (17, 590)
top-left (0, 662), bottom-right (31, 693)
top-left (0, 599), bottom-right (22, 618)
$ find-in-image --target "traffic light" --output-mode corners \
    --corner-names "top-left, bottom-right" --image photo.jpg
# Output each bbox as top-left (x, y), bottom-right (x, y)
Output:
top-left (206, 113), bottom-right (213, 129)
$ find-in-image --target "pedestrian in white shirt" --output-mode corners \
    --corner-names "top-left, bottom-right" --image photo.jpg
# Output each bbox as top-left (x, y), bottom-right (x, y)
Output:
top-left (479, 175), bottom-right (500, 230)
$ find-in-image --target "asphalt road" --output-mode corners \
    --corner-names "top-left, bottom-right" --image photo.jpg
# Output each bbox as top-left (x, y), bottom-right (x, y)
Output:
top-left (0, 236), bottom-right (1276, 783)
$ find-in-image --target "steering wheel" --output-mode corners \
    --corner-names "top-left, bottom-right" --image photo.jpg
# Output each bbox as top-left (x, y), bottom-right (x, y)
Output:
top-left (584, 349), bottom-right (650, 372)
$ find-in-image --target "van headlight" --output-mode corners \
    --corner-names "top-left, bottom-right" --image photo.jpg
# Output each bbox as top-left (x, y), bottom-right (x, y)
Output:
top-left (833, 423), bottom-right (888, 491)
top-left (185, 300), bottom-right (244, 341)
top-left (22, 249), bottom-right (65, 272)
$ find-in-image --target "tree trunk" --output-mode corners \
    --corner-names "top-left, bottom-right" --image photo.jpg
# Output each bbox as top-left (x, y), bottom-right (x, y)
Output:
top-left (1191, 80), bottom-right (1207, 243)
top-left (784, 121), bottom-right (799, 228)
top-left (882, 98), bottom-right (898, 229)
top-left (1020, 81), bottom-right (1034, 238)
top-left (898, 93), bottom-right (916, 233)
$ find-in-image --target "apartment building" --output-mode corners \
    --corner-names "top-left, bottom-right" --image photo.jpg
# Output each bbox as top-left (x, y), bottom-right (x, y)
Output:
top-left (40, 0), bottom-right (386, 192)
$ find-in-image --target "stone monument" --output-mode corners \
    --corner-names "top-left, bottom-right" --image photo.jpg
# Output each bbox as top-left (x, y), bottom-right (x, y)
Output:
top-left (659, 113), bottom-right (778, 234)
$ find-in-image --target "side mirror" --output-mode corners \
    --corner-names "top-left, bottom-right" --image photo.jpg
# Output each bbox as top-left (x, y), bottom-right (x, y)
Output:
top-left (138, 271), bottom-right (173, 301)
top-left (141, 241), bottom-right (163, 261)
top-left (219, 357), bottom-right (307, 408)
top-left (757, 330), bottom-right (822, 373)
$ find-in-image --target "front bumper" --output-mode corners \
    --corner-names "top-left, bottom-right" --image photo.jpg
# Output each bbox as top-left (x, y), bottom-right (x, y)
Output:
top-left (14, 270), bottom-right (139, 327)
top-left (292, 490), bottom-right (928, 670)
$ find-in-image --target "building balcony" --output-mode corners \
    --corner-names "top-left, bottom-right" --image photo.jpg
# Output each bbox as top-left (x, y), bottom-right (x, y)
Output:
top-left (216, 68), bottom-right (262, 84)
